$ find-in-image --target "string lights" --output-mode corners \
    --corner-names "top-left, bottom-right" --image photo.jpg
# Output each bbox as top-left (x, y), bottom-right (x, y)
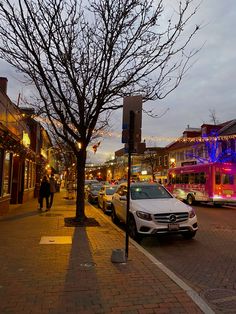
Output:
top-left (99, 131), bottom-right (236, 143)
top-left (35, 116), bottom-right (236, 147)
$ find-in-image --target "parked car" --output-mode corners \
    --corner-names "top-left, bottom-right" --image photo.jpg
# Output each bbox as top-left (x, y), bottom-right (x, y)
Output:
top-left (84, 180), bottom-right (99, 197)
top-left (98, 185), bottom-right (118, 213)
top-left (87, 183), bottom-right (103, 204)
top-left (111, 182), bottom-right (198, 241)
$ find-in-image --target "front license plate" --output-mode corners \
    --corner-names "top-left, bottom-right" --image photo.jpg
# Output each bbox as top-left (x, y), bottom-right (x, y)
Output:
top-left (168, 223), bottom-right (179, 231)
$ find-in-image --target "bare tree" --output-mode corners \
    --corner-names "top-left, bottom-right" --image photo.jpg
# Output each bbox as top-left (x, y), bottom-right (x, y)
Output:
top-left (209, 108), bottom-right (220, 125)
top-left (142, 150), bottom-right (157, 181)
top-left (0, 0), bottom-right (201, 222)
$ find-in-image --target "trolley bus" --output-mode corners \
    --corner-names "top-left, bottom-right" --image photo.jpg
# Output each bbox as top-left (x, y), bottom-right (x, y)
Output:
top-left (167, 162), bottom-right (236, 206)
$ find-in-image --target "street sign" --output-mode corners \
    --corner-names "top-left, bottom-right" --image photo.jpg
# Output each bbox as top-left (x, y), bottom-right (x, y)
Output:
top-left (122, 96), bottom-right (142, 144)
top-left (124, 142), bottom-right (146, 154)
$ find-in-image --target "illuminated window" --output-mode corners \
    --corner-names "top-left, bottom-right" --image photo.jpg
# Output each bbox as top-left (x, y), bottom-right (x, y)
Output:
top-left (24, 160), bottom-right (29, 189)
top-left (32, 163), bottom-right (36, 187)
top-left (164, 155), bottom-right (168, 166)
top-left (3, 152), bottom-right (12, 195)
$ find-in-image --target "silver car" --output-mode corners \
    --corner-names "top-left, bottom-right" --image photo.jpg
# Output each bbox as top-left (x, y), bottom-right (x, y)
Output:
top-left (98, 185), bottom-right (118, 213)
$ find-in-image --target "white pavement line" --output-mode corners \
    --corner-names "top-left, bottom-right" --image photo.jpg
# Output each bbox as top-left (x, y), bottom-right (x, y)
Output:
top-left (91, 204), bottom-right (215, 314)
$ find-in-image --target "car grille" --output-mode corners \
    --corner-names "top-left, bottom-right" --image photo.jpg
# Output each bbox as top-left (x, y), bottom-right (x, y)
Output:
top-left (153, 212), bottom-right (189, 223)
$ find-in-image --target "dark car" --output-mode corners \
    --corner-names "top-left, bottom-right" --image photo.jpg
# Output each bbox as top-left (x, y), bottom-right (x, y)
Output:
top-left (87, 184), bottom-right (102, 204)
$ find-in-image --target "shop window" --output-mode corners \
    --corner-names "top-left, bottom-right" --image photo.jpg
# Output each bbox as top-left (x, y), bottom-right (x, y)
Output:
top-left (3, 152), bottom-right (12, 196)
top-left (24, 160), bottom-right (29, 189)
top-left (32, 163), bottom-right (36, 187)
top-left (0, 149), bottom-right (4, 196)
top-left (28, 162), bottom-right (32, 188)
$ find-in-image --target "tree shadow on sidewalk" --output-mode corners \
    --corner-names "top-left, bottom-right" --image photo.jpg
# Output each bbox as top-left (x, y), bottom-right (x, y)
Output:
top-left (54, 226), bottom-right (105, 313)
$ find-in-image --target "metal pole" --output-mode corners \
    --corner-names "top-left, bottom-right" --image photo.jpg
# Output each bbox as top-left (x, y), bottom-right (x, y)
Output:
top-left (125, 110), bottom-right (135, 259)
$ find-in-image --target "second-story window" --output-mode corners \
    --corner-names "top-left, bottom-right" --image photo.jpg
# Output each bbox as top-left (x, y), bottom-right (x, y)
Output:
top-left (164, 155), bottom-right (168, 166)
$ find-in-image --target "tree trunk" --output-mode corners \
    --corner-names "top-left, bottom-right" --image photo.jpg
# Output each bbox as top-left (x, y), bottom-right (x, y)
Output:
top-left (152, 167), bottom-right (155, 182)
top-left (75, 148), bottom-right (87, 221)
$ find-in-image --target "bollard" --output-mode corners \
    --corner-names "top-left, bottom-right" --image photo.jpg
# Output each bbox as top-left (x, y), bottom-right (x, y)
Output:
top-left (111, 249), bottom-right (127, 263)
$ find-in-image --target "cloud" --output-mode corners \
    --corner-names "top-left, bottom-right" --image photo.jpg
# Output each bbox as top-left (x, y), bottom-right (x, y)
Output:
top-left (1, 0), bottom-right (235, 162)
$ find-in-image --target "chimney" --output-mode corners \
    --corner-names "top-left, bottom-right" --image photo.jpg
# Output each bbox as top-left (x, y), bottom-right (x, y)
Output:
top-left (0, 77), bottom-right (8, 94)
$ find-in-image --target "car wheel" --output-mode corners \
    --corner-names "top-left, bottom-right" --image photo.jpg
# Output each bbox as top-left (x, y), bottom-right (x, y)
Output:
top-left (186, 194), bottom-right (194, 205)
top-left (128, 215), bottom-right (142, 243)
top-left (182, 231), bottom-right (196, 239)
top-left (111, 205), bottom-right (119, 224)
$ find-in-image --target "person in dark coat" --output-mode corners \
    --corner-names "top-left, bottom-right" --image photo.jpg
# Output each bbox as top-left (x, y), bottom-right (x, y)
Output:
top-left (39, 175), bottom-right (51, 211)
top-left (49, 174), bottom-right (57, 208)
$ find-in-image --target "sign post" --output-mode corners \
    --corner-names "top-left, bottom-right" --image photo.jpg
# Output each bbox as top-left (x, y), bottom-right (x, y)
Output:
top-left (122, 96), bottom-right (142, 260)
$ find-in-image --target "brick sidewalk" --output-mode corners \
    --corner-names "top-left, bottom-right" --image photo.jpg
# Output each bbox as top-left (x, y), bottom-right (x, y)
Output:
top-left (0, 191), bottom-right (211, 313)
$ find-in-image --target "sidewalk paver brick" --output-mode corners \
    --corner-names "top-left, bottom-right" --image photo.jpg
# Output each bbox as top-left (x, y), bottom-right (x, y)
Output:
top-left (0, 191), bottom-right (205, 313)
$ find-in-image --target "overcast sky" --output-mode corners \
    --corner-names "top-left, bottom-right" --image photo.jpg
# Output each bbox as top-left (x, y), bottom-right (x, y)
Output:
top-left (1, 0), bottom-right (236, 164)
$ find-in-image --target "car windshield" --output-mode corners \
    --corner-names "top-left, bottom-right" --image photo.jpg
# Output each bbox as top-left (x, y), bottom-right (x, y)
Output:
top-left (130, 185), bottom-right (172, 200)
top-left (105, 187), bottom-right (116, 195)
top-left (91, 185), bottom-right (102, 191)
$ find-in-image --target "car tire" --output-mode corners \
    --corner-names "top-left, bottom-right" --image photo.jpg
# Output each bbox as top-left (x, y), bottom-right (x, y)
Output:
top-left (128, 215), bottom-right (142, 243)
top-left (182, 231), bottom-right (196, 239)
top-left (186, 194), bottom-right (194, 205)
top-left (111, 205), bottom-right (119, 224)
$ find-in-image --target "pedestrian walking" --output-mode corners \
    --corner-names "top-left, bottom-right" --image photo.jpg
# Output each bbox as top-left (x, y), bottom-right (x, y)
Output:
top-left (49, 174), bottom-right (57, 208)
top-left (38, 175), bottom-right (51, 211)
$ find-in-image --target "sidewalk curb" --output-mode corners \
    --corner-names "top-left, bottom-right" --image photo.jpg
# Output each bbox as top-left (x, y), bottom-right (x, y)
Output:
top-left (131, 242), bottom-right (215, 314)
top-left (90, 203), bottom-right (215, 314)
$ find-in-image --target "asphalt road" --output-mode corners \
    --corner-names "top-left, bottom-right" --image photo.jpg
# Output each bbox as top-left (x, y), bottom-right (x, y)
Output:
top-left (140, 204), bottom-right (236, 314)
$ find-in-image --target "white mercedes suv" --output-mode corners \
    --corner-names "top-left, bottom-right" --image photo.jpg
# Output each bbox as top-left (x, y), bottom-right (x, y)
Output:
top-left (111, 182), bottom-right (198, 241)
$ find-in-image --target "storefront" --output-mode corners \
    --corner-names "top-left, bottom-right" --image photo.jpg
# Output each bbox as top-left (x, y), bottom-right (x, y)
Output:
top-left (0, 149), bottom-right (13, 213)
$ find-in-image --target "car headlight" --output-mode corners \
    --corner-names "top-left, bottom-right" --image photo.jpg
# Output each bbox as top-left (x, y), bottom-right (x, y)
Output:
top-left (189, 208), bottom-right (196, 218)
top-left (136, 211), bottom-right (152, 221)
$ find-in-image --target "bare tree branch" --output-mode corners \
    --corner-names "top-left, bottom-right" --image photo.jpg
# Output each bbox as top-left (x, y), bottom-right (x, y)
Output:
top-left (0, 0), bottom-right (201, 220)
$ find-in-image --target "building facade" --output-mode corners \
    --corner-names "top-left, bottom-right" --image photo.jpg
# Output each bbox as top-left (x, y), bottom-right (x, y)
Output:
top-left (0, 77), bottom-right (58, 214)
top-left (167, 121), bottom-right (236, 168)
